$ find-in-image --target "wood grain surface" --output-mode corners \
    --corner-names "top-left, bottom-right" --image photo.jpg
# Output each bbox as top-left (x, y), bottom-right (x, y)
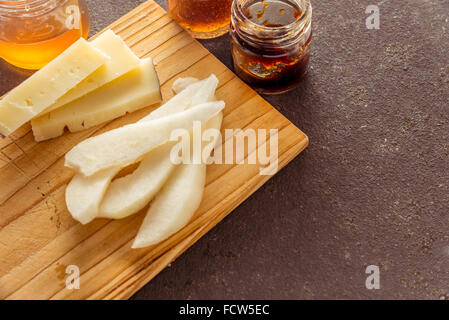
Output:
top-left (0, 0), bottom-right (308, 300)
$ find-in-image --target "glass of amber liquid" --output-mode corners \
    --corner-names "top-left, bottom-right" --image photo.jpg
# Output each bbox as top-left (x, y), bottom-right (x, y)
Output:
top-left (167, 0), bottom-right (233, 39)
top-left (0, 0), bottom-right (90, 70)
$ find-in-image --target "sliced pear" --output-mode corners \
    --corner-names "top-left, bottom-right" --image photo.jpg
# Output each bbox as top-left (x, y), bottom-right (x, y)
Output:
top-left (65, 101), bottom-right (225, 176)
top-left (65, 77), bottom-right (219, 224)
top-left (190, 75), bottom-right (218, 107)
top-left (132, 113), bottom-right (223, 249)
top-left (98, 142), bottom-right (176, 219)
top-left (146, 74), bottom-right (217, 121)
top-left (93, 77), bottom-right (216, 220)
top-left (132, 163), bottom-right (206, 248)
top-left (65, 166), bottom-right (121, 224)
top-left (172, 77), bottom-right (199, 94)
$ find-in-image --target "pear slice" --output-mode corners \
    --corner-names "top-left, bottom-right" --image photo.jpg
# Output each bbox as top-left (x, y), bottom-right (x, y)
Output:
top-left (65, 166), bottom-right (121, 224)
top-left (98, 142), bottom-right (175, 219)
top-left (95, 77), bottom-right (216, 220)
top-left (132, 163), bottom-right (206, 248)
top-left (172, 77), bottom-right (200, 95)
top-left (65, 101), bottom-right (225, 177)
top-left (65, 76), bottom-right (218, 224)
top-left (132, 113), bottom-right (223, 249)
top-left (145, 74), bottom-right (216, 121)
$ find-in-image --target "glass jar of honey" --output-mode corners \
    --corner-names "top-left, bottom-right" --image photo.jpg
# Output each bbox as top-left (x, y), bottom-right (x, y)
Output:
top-left (0, 0), bottom-right (90, 70)
top-left (167, 0), bottom-right (233, 39)
top-left (231, 0), bottom-right (312, 94)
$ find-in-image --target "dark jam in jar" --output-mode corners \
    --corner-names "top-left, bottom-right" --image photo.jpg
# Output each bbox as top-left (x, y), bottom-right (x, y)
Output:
top-left (231, 0), bottom-right (312, 94)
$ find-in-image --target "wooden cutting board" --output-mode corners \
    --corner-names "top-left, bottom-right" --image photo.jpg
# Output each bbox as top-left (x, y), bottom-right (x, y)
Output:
top-left (0, 0), bottom-right (308, 300)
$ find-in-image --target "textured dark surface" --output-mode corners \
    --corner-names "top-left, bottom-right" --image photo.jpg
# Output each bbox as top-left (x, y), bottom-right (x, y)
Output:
top-left (1, 0), bottom-right (448, 300)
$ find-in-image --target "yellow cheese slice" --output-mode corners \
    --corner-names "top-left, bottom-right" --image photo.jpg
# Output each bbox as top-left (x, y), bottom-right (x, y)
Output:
top-left (31, 58), bottom-right (162, 142)
top-left (0, 38), bottom-right (108, 136)
top-left (45, 30), bottom-right (140, 114)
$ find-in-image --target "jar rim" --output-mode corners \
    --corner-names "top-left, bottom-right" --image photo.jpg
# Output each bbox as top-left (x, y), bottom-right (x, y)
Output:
top-left (0, 0), bottom-right (67, 16)
top-left (233, 0), bottom-right (311, 33)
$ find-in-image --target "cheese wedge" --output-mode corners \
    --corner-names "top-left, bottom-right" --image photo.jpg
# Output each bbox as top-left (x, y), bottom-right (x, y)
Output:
top-left (65, 101), bottom-right (225, 176)
top-left (65, 77), bottom-right (218, 224)
top-left (45, 30), bottom-right (140, 114)
top-left (31, 58), bottom-right (162, 141)
top-left (132, 113), bottom-right (223, 248)
top-left (0, 38), bottom-right (108, 136)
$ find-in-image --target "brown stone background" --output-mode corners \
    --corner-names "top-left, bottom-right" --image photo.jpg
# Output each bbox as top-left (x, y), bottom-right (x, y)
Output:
top-left (0, 0), bottom-right (448, 299)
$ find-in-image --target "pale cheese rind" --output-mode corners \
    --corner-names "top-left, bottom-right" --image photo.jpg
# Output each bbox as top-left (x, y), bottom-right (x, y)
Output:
top-left (45, 30), bottom-right (140, 113)
top-left (31, 58), bottom-right (162, 141)
top-left (0, 38), bottom-right (108, 136)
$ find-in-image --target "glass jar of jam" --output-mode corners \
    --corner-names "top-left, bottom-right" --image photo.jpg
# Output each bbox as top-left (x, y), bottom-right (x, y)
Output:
top-left (167, 0), bottom-right (233, 39)
top-left (0, 0), bottom-right (90, 70)
top-left (231, 0), bottom-right (312, 94)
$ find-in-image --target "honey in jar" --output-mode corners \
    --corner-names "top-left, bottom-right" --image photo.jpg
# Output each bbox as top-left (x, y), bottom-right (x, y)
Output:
top-left (167, 0), bottom-right (233, 39)
top-left (231, 0), bottom-right (312, 94)
top-left (0, 0), bottom-right (90, 70)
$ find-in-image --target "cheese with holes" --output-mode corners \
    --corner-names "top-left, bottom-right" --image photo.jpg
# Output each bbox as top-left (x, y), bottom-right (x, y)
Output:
top-left (44, 30), bottom-right (140, 114)
top-left (31, 58), bottom-right (162, 142)
top-left (0, 38), bottom-right (108, 136)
